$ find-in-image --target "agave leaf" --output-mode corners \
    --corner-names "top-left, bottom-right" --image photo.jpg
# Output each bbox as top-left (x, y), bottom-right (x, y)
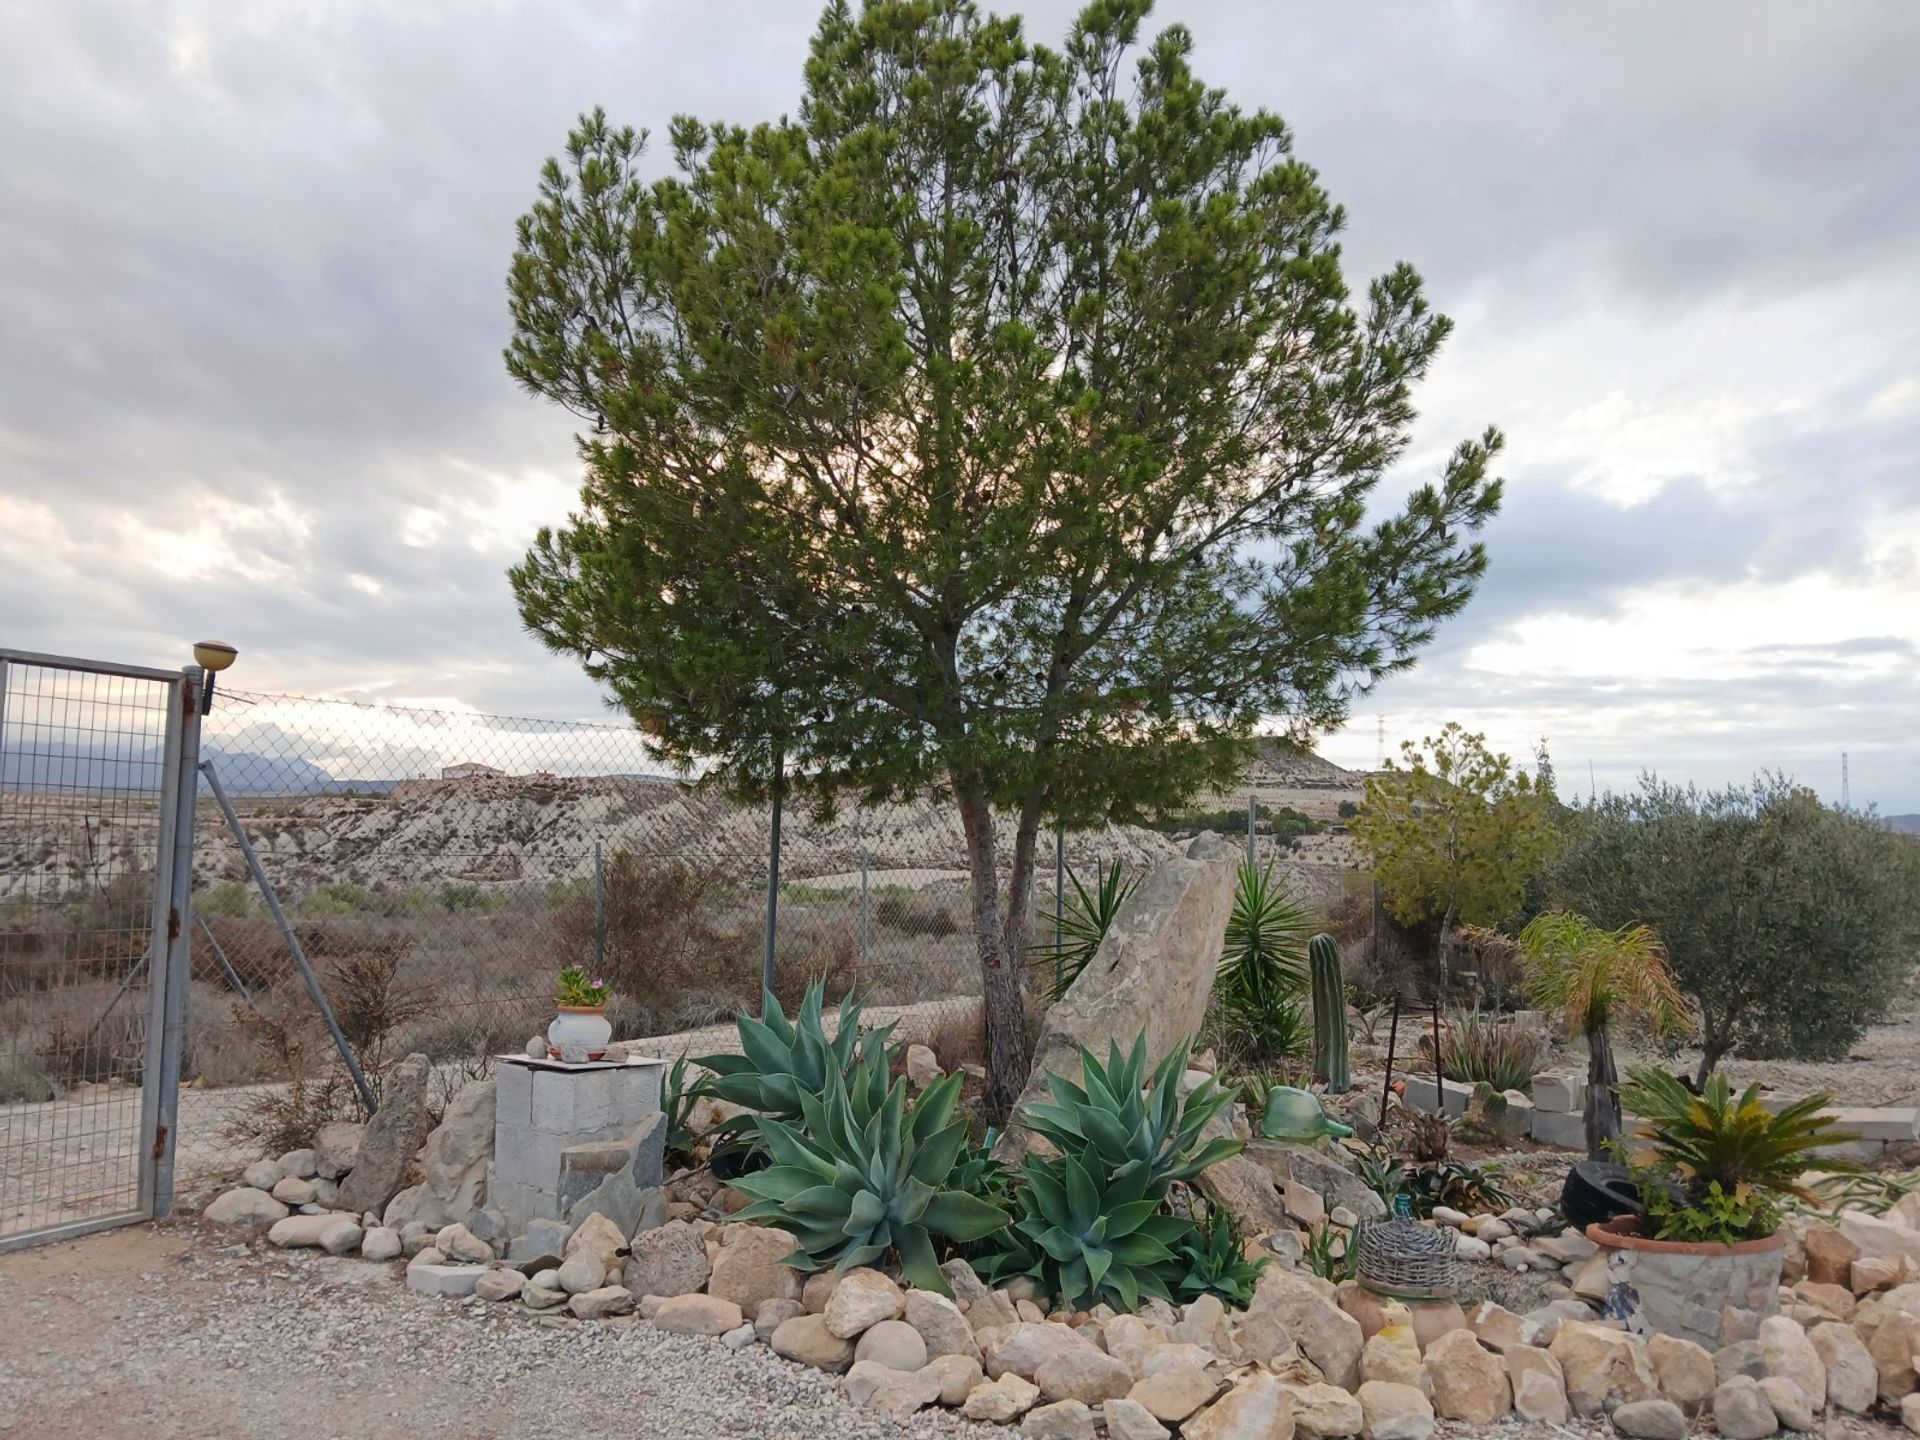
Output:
top-left (896, 1225), bottom-right (946, 1294)
top-left (908, 1120), bottom-right (969, 1187)
top-left (923, 1188), bottom-right (1014, 1242)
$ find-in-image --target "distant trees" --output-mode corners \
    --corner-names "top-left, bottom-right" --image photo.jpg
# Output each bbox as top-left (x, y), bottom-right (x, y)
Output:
top-left (1548, 774), bottom-right (1920, 1083)
top-left (1351, 724), bottom-right (1559, 985)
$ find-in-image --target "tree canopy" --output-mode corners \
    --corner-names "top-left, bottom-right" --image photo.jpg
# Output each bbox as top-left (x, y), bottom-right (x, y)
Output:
top-left (504, 0), bottom-right (1504, 1115)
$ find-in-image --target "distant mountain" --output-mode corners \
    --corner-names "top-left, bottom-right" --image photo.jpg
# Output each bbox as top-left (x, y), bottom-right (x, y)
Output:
top-left (1, 741), bottom-right (342, 795)
top-left (1886, 814), bottom-right (1920, 836)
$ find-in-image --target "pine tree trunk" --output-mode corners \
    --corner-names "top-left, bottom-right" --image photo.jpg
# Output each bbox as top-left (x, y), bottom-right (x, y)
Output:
top-left (957, 786), bottom-right (1032, 1122)
top-left (1586, 1021), bottom-right (1621, 1160)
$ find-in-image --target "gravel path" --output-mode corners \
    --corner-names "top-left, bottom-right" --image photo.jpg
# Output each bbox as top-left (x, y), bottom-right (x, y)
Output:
top-left (0, 1222), bottom-right (999, 1440)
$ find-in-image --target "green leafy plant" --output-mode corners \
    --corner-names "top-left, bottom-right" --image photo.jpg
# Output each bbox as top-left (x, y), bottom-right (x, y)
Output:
top-left (1038, 861), bottom-right (1140, 1002)
top-left (983, 1034), bottom-right (1247, 1311)
top-left (555, 966), bottom-right (609, 1008)
top-left (1308, 933), bottom-right (1351, 1091)
top-left (695, 981), bottom-right (896, 1159)
top-left (1617, 1067), bottom-right (1858, 1240)
top-left (1427, 1011), bottom-right (1543, 1093)
top-left (729, 1070), bottom-right (1006, 1293)
top-left (661, 1052), bottom-right (703, 1161)
top-left (1175, 1207), bottom-right (1268, 1307)
top-left (1215, 862), bottom-right (1312, 1063)
top-left (1404, 1160), bottom-right (1510, 1218)
top-left (1355, 1145), bottom-right (1409, 1211)
top-left (1795, 1171), bottom-right (1920, 1218)
top-left (1303, 1222), bottom-right (1357, 1282)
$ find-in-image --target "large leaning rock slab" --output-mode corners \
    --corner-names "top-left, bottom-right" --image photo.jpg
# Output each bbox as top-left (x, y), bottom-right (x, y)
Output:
top-left (419, 1079), bottom-right (495, 1217)
top-left (996, 833), bottom-right (1240, 1165)
top-left (336, 1053), bottom-right (431, 1215)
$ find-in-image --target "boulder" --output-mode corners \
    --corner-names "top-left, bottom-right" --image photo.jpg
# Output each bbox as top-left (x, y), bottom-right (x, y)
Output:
top-left (1423, 1328), bottom-right (1510, 1423)
top-left (706, 1223), bottom-right (802, 1318)
top-left (1866, 1307), bottom-right (1920, 1402)
top-left (1757, 1375), bottom-right (1813, 1432)
top-left (475, 1267), bottom-right (526, 1301)
top-left (1105, 1316), bottom-right (1173, 1376)
top-left (923, 1353), bottom-right (984, 1406)
top-left (1035, 1346), bottom-right (1133, 1405)
top-left (1182, 1372), bottom-right (1296, 1440)
top-left (1550, 1322), bottom-right (1658, 1416)
top-left (270, 1176), bottom-right (316, 1206)
top-left (1611, 1399), bottom-right (1688, 1440)
top-left (1904, 1394), bottom-right (1920, 1435)
top-left (1716, 1340), bottom-right (1765, 1386)
top-left (522, 1281), bottom-right (566, 1311)
top-left (1128, 1370), bottom-right (1223, 1424)
top-left (1357, 1381), bottom-right (1436, 1440)
top-left (1020, 1399), bottom-right (1097, 1440)
top-left (1802, 1221), bottom-right (1862, 1287)
top-left (825, 1266), bottom-right (906, 1338)
top-left (434, 1222), bottom-right (492, 1265)
top-left (564, 1211), bottom-right (625, 1273)
top-left (556, 1248), bottom-right (606, 1294)
top-left (1757, 1314), bottom-right (1825, 1413)
top-left (1464, 1301), bottom-right (1536, 1353)
top-left (569, 1285), bottom-right (636, 1320)
top-left (1648, 1333), bottom-right (1716, 1412)
top-left (905, 1287), bottom-right (980, 1360)
top-left (313, 1120), bottom-right (364, 1179)
top-left (1279, 1381), bottom-right (1364, 1439)
top-left (241, 1159), bottom-right (282, 1191)
top-left (1362, 1335), bottom-right (1430, 1395)
top-left (856, 1319), bottom-right (929, 1372)
top-left (978, 1322), bottom-right (1102, 1382)
top-left (802, 1270), bottom-right (841, 1314)
top-left (204, 1187), bottom-right (289, 1226)
top-left (1714, 1377), bottom-right (1779, 1440)
top-left (381, 1183), bottom-right (454, 1234)
top-left (1246, 1266), bottom-right (1363, 1390)
top-left (418, 1079), bottom-right (494, 1217)
top-left (905, 1044), bottom-right (941, 1090)
top-left (997, 832), bottom-right (1240, 1166)
top-left (1839, 1211), bottom-right (1920, 1269)
top-left (624, 1220), bottom-right (710, 1298)
top-left (1507, 1344), bottom-right (1569, 1424)
top-left (361, 1226), bottom-right (402, 1261)
top-left (653, 1293), bottom-right (743, 1337)
top-left (336, 1052), bottom-right (431, 1215)
top-left (771, 1314), bottom-right (857, 1373)
top-left (1105, 1396), bottom-right (1173, 1440)
top-left (277, 1147), bottom-right (318, 1179)
top-left (962, 1373), bottom-right (1042, 1422)
top-left (1807, 1320), bottom-right (1875, 1412)
top-left (753, 1297), bottom-right (806, 1342)
top-left (265, 1214), bottom-right (338, 1249)
top-left (318, 1218), bottom-right (362, 1255)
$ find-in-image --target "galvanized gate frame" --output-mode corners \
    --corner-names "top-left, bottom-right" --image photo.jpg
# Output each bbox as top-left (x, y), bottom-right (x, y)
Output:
top-left (0, 648), bottom-right (202, 1251)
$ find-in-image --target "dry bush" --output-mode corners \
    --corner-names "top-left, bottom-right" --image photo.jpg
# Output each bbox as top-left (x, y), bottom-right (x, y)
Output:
top-left (220, 1000), bottom-right (367, 1153)
top-left (872, 890), bottom-right (961, 939)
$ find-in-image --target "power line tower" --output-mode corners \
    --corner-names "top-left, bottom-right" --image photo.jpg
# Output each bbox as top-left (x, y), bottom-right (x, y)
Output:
top-left (1375, 715), bottom-right (1386, 770)
top-left (1842, 752), bottom-right (1851, 811)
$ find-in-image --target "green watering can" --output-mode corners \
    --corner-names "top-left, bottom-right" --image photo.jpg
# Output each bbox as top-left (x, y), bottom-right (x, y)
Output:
top-left (1261, 1085), bottom-right (1354, 1143)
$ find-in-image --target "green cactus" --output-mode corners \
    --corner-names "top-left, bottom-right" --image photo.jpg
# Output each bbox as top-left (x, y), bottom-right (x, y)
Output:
top-left (1309, 932), bottom-right (1351, 1092)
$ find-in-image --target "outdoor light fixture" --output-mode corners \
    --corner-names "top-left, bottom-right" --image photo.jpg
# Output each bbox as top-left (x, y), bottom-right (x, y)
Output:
top-left (192, 639), bottom-right (238, 714)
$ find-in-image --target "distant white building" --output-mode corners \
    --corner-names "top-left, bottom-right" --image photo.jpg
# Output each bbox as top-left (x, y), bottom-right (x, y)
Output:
top-left (441, 762), bottom-right (505, 781)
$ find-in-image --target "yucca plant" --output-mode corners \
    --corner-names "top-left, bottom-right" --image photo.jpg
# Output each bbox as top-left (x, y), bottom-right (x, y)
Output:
top-left (1213, 861), bottom-right (1312, 1062)
top-left (1521, 912), bottom-right (1691, 1159)
top-left (1021, 1035), bottom-right (1244, 1191)
top-left (728, 1069), bottom-right (1007, 1293)
top-left (1036, 860), bottom-right (1140, 1002)
top-left (1617, 1067), bottom-right (1857, 1240)
top-left (1174, 1206), bottom-right (1268, 1307)
top-left (695, 981), bottom-right (896, 1160)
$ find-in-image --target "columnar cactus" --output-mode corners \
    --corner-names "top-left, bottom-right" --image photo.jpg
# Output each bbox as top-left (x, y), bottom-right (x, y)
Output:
top-left (1309, 932), bottom-right (1351, 1093)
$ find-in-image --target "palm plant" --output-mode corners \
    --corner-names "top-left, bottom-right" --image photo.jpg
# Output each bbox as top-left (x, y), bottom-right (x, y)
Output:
top-left (1037, 860), bottom-right (1140, 1002)
top-left (1214, 861), bottom-right (1312, 1062)
top-left (1617, 1067), bottom-right (1857, 1239)
top-left (1520, 912), bottom-right (1691, 1159)
top-left (727, 1070), bottom-right (1007, 1293)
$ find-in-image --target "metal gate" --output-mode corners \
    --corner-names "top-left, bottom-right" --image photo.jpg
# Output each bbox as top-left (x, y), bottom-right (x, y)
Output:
top-left (0, 648), bottom-right (199, 1250)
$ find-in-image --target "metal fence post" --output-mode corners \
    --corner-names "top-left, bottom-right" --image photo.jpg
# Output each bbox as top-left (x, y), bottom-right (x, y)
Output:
top-left (859, 845), bottom-right (870, 967)
top-left (1246, 793), bottom-right (1257, 866)
top-left (1053, 828), bottom-right (1065, 994)
top-left (593, 839), bottom-right (606, 976)
top-left (148, 665), bottom-right (204, 1218)
top-left (763, 748), bottom-right (784, 997)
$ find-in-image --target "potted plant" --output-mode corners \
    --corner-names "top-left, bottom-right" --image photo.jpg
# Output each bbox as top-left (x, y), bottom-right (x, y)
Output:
top-left (548, 966), bottom-right (612, 1060)
top-left (1583, 1067), bottom-right (1856, 1348)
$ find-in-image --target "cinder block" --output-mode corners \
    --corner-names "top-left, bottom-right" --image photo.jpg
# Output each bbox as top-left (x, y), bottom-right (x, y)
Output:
top-left (1403, 1075), bottom-right (1473, 1118)
top-left (495, 1059), bottom-right (533, 1129)
top-left (531, 1067), bottom-right (617, 1134)
top-left (405, 1262), bottom-right (485, 1297)
top-left (492, 1124), bottom-right (568, 1188)
top-left (1532, 1072), bottom-right (1584, 1113)
top-left (1530, 1108), bottom-right (1586, 1150)
top-left (1823, 1107), bottom-right (1917, 1142)
top-left (1810, 1138), bottom-right (1885, 1164)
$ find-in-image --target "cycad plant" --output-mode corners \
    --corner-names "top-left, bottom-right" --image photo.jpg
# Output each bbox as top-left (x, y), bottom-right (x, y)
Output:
top-left (1214, 861), bottom-right (1312, 1063)
top-left (1617, 1067), bottom-right (1857, 1241)
top-left (728, 1070), bottom-right (1008, 1293)
top-left (1520, 912), bottom-right (1690, 1159)
top-left (1037, 860), bottom-right (1140, 1002)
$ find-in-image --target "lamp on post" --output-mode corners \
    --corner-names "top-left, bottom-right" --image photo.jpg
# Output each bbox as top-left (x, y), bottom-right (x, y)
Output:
top-left (192, 640), bottom-right (238, 714)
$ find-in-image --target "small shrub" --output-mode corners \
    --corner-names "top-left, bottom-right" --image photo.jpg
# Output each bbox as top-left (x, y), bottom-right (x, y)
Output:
top-left (197, 881), bottom-right (252, 918)
top-left (437, 883), bottom-right (508, 914)
top-left (1337, 799), bottom-right (1360, 820)
top-left (1423, 1012), bottom-right (1543, 1092)
top-left (302, 882), bottom-right (367, 917)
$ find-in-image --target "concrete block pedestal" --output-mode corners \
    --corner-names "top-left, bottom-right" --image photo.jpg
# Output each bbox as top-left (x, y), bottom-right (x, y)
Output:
top-left (490, 1055), bottom-right (667, 1237)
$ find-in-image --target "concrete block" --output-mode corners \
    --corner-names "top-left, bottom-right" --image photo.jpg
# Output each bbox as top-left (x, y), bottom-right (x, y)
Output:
top-left (1403, 1075), bottom-right (1474, 1118)
top-left (492, 1124), bottom-right (568, 1188)
top-left (1809, 1139), bottom-right (1885, 1164)
top-left (406, 1262), bottom-right (485, 1297)
top-left (1531, 1108), bottom-right (1587, 1150)
top-left (1824, 1107), bottom-right (1918, 1142)
top-left (1532, 1072), bottom-right (1584, 1113)
top-left (488, 1173), bottom-right (554, 1236)
top-left (495, 1058), bottom-right (533, 1129)
top-left (531, 1067), bottom-right (617, 1134)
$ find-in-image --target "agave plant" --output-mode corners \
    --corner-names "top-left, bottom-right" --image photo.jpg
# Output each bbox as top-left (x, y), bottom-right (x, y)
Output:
top-left (661, 1051), bottom-right (703, 1161)
top-left (1174, 1206), bottom-right (1269, 1307)
top-left (1021, 1035), bottom-right (1243, 1191)
top-left (728, 1070), bottom-right (1007, 1293)
top-left (695, 981), bottom-right (896, 1158)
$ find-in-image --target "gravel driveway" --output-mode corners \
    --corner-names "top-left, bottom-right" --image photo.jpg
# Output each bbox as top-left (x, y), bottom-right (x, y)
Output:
top-left (0, 1222), bottom-right (997, 1440)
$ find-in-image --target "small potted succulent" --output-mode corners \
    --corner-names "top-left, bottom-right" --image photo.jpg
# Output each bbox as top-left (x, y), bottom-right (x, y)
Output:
top-left (548, 966), bottom-right (612, 1060)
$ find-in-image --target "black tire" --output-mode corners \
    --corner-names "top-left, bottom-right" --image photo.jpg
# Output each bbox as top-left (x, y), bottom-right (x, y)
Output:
top-left (1561, 1159), bottom-right (1643, 1231)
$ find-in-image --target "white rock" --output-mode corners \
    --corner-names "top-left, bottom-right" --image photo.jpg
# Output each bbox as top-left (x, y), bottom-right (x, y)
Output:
top-left (556, 1248), bottom-right (607, 1295)
top-left (270, 1176), bottom-right (317, 1206)
top-left (277, 1147), bottom-right (318, 1179)
top-left (1454, 1234), bottom-right (1492, 1261)
top-left (204, 1187), bottom-right (289, 1226)
top-left (360, 1226), bottom-right (402, 1261)
top-left (242, 1159), bottom-right (283, 1191)
top-left (825, 1267), bottom-right (906, 1338)
top-left (318, 1218), bottom-right (363, 1255)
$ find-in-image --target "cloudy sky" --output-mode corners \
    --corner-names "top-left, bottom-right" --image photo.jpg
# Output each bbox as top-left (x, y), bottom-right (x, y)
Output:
top-left (3, 1), bottom-right (1917, 810)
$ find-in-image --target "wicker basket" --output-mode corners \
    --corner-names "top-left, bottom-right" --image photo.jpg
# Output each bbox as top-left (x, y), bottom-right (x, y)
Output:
top-left (1354, 1216), bottom-right (1457, 1300)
